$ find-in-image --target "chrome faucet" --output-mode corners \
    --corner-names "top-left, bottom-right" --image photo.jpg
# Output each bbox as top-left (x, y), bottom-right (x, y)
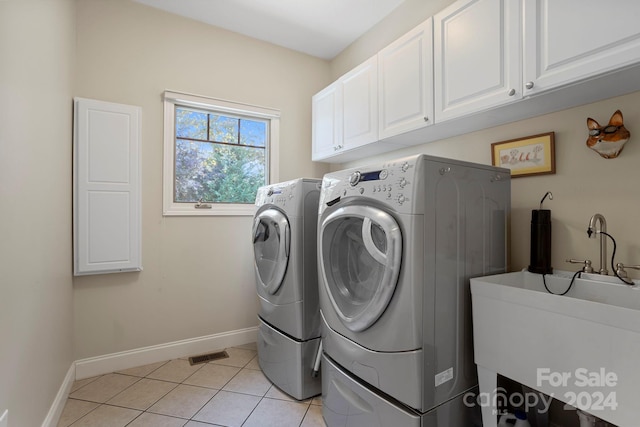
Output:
top-left (587, 213), bottom-right (608, 275)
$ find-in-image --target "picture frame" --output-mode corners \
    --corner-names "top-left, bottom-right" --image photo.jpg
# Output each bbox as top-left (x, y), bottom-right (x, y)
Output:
top-left (491, 132), bottom-right (555, 178)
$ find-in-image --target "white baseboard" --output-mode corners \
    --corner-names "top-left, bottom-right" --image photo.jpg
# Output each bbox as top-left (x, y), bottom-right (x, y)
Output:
top-left (75, 326), bottom-right (258, 380)
top-left (41, 364), bottom-right (75, 427)
top-left (41, 327), bottom-right (257, 426)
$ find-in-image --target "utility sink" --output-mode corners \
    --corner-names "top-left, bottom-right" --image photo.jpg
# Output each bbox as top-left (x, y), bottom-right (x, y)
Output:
top-left (470, 270), bottom-right (640, 427)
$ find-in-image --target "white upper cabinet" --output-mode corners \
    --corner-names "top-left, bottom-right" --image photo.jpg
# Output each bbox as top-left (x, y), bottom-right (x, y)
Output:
top-left (312, 55), bottom-right (378, 161)
top-left (312, 2), bottom-right (640, 162)
top-left (378, 19), bottom-right (434, 140)
top-left (312, 82), bottom-right (342, 161)
top-left (434, 0), bottom-right (522, 122)
top-left (341, 55), bottom-right (378, 150)
top-left (523, 0), bottom-right (640, 96)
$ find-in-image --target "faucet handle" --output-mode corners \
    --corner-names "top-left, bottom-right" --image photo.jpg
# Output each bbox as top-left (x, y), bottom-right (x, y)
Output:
top-left (615, 263), bottom-right (640, 278)
top-left (566, 259), bottom-right (594, 273)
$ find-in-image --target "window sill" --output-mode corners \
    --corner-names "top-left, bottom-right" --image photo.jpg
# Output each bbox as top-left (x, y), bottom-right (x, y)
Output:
top-left (163, 203), bottom-right (257, 217)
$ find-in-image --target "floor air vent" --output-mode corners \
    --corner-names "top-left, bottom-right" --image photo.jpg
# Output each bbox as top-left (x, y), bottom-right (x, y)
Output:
top-left (188, 350), bottom-right (229, 365)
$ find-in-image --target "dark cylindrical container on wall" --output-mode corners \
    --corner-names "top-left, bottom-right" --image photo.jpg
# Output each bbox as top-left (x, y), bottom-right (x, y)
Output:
top-left (528, 209), bottom-right (552, 274)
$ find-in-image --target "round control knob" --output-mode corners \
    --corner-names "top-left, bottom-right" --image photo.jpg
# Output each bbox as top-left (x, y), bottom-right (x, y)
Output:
top-left (398, 194), bottom-right (405, 205)
top-left (349, 171), bottom-right (361, 187)
top-left (401, 162), bottom-right (409, 172)
top-left (267, 188), bottom-right (274, 196)
top-left (379, 169), bottom-right (388, 180)
top-left (399, 178), bottom-right (407, 188)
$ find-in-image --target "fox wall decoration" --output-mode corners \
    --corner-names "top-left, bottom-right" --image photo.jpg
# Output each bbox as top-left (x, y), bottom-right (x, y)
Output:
top-left (586, 110), bottom-right (630, 159)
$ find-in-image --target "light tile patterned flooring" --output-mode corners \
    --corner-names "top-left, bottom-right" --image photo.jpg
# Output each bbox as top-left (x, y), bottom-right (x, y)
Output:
top-left (57, 343), bottom-right (326, 427)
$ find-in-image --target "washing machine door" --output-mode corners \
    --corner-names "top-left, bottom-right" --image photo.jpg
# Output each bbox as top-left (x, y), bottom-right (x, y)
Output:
top-left (320, 204), bottom-right (402, 332)
top-left (253, 208), bottom-right (290, 295)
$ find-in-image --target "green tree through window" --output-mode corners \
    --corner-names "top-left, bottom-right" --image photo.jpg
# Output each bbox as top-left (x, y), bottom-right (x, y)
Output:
top-left (174, 106), bottom-right (267, 204)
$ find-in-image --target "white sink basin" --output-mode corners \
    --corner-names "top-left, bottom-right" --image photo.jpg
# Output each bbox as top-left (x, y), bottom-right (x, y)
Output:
top-left (471, 270), bottom-right (640, 427)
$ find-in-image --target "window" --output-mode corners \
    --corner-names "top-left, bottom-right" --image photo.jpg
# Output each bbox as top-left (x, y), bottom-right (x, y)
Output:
top-left (163, 91), bottom-right (279, 216)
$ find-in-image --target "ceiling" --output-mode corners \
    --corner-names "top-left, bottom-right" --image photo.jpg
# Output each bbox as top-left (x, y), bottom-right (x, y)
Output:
top-left (133, 0), bottom-right (406, 60)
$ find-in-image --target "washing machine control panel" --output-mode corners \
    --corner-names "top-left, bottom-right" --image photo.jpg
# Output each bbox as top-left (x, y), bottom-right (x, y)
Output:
top-left (255, 179), bottom-right (300, 208)
top-left (320, 157), bottom-right (418, 214)
top-left (256, 185), bottom-right (290, 206)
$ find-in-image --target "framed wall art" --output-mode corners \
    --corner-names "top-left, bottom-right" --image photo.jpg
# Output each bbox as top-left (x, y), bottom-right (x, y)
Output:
top-left (491, 132), bottom-right (555, 178)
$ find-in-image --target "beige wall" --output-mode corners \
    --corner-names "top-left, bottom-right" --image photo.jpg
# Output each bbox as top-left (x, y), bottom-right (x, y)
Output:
top-left (330, 0), bottom-right (640, 278)
top-left (0, 0), bottom-right (75, 425)
top-left (73, 0), bottom-right (331, 359)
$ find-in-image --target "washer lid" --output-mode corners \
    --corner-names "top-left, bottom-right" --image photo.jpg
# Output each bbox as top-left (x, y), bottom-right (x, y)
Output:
top-left (320, 204), bottom-right (402, 332)
top-left (253, 208), bottom-right (290, 295)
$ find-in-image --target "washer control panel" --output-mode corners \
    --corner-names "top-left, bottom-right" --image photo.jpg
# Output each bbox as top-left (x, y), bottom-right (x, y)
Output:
top-left (320, 156), bottom-right (419, 214)
top-left (255, 180), bottom-right (298, 208)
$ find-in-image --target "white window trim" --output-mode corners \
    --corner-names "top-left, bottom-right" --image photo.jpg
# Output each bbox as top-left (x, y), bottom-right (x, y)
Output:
top-left (162, 90), bottom-right (280, 216)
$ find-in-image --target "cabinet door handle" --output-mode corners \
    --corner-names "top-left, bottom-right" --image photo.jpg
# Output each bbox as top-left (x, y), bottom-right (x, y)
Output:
top-left (525, 81), bottom-right (535, 90)
top-left (423, 116), bottom-right (429, 122)
top-left (508, 88), bottom-right (516, 96)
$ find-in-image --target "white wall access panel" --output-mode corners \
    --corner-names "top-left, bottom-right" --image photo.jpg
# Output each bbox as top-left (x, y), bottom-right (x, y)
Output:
top-left (74, 98), bottom-right (142, 275)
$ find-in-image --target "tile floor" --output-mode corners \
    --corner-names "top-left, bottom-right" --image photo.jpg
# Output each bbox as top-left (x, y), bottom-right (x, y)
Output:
top-left (57, 343), bottom-right (326, 427)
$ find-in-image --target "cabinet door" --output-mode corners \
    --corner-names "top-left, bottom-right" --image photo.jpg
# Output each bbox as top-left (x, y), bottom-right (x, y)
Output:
top-left (341, 55), bottom-right (378, 150)
top-left (434, 0), bottom-right (521, 122)
top-left (312, 81), bottom-right (343, 161)
top-left (74, 98), bottom-right (142, 275)
top-left (523, 0), bottom-right (640, 95)
top-left (379, 19), bottom-right (434, 139)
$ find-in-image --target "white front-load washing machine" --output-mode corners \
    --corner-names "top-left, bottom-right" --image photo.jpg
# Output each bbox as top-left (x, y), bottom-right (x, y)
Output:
top-left (252, 178), bottom-right (322, 400)
top-left (318, 154), bottom-right (511, 426)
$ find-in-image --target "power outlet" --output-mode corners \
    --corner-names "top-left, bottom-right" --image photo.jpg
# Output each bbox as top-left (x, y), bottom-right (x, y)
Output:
top-left (0, 409), bottom-right (7, 427)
